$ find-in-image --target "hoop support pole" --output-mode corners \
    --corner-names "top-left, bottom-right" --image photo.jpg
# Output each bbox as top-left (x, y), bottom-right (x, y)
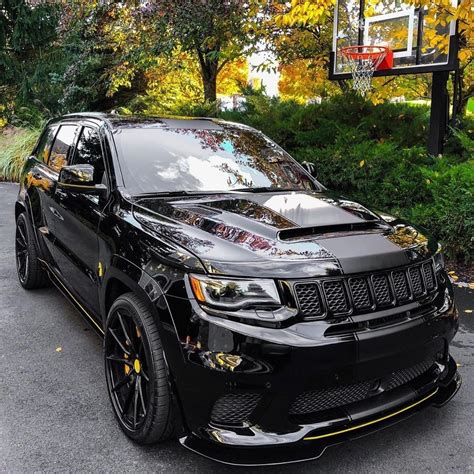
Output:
top-left (428, 71), bottom-right (449, 155)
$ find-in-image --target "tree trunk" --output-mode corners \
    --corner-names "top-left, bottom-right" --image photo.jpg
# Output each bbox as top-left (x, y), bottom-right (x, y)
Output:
top-left (202, 72), bottom-right (217, 103)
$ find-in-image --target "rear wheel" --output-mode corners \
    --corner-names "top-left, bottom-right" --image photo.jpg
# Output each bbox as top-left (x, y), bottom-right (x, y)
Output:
top-left (104, 292), bottom-right (176, 444)
top-left (15, 213), bottom-right (50, 289)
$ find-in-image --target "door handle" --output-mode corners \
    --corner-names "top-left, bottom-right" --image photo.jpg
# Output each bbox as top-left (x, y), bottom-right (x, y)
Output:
top-left (49, 206), bottom-right (64, 221)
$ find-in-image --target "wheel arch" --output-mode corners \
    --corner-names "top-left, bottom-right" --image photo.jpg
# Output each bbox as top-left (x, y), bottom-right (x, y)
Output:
top-left (102, 255), bottom-right (186, 433)
top-left (15, 200), bottom-right (26, 222)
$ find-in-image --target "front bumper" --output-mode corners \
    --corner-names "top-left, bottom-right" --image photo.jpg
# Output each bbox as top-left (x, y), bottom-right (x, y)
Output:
top-left (162, 277), bottom-right (460, 466)
top-left (180, 358), bottom-right (461, 466)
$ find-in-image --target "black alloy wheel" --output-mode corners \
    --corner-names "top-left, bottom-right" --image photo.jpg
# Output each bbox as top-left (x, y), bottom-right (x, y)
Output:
top-left (15, 213), bottom-right (50, 289)
top-left (16, 215), bottom-right (29, 284)
top-left (104, 293), bottom-right (176, 444)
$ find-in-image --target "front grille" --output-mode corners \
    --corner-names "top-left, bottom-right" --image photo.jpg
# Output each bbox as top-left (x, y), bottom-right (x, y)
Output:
top-left (372, 274), bottom-right (392, 306)
top-left (289, 381), bottom-right (373, 415)
top-left (409, 266), bottom-right (424, 296)
top-left (392, 270), bottom-right (410, 302)
top-left (385, 357), bottom-right (435, 391)
top-left (289, 357), bottom-right (435, 416)
top-left (422, 262), bottom-right (436, 291)
top-left (294, 282), bottom-right (323, 317)
top-left (293, 260), bottom-right (436, 319)
top-left (210, 393), bottom-right (261, 425)
top-left (323, 281), bottom-right (349, 314)
top-left (349, 278), bottom-right (371, 310)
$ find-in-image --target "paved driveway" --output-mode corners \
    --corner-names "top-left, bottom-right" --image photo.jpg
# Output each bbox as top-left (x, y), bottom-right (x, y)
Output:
top-left (0, 182), bottom-right (473, 472)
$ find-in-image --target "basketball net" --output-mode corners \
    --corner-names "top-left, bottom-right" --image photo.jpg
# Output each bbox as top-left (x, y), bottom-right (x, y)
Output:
top-left (340, 46), bottom-right (388, 96)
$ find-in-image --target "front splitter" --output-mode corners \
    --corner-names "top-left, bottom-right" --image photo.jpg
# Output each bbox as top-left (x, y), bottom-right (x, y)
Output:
top-left (179, 368), bottom-right (461, 466)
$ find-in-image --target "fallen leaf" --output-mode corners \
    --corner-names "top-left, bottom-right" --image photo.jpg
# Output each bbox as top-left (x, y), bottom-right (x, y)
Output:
top-left (55, 347), bottom-right (62, 352)
top-left (448, 271), bottom-right (456, 275)
top-left (456, 363), bottom-right (462, 367)
top-left (465, 310), bottom-right (472, 314)
top-left (450, 275), bottom-right (459, 281)
top-left (359, 160), bottom-right (365, 168)
top-left (469, 283), bottom-right (474, 289)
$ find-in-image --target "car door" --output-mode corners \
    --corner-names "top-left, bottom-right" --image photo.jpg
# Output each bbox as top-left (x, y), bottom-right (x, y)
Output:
top-left (50, 123), bottom-right (108, 316)
top-left (24, 123), bottom-right (76, 265)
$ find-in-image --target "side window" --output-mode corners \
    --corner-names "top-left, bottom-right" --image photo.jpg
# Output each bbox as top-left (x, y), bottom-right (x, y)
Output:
top-left (73, 127), bottom-right (106, 184)
top-left (48, 125), bottom-right (77, 172)
top-left (34, 125), bottom-right (57, 163)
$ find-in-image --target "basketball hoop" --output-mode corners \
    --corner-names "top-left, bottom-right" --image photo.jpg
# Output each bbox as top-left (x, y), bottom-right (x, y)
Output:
top-left (339, 45), bottom-right (391, 96)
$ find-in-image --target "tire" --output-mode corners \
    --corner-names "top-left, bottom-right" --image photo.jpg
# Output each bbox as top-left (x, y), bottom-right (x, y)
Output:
top-left (104, 292), bottom-right (176, 444)
top-left (15, 212), bottom-right (50, 289)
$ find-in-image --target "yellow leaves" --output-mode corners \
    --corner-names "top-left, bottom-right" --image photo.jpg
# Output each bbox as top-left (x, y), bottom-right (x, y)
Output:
top-left (275, 0), bottom-right (336, 27)
top-left (278, 59), bottom-right (339, 102)
top-left (469, 283), bottom-right (474, 290)
top-left (465, 309), bottom-right (473, 314)
top-left (359, 160), bottom-right (365, 168)
top-left (55, 347), bottom-right (62, 352)
top-left (448, 270), bottom-right (459, 282)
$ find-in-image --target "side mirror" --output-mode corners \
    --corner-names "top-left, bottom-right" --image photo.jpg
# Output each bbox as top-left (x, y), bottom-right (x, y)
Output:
top-left (301, 161), bottom-right (317, 177)
top-left (58, 164), bottom-right (106, 195)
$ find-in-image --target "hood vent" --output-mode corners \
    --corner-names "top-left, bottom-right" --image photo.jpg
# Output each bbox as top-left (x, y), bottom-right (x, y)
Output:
top-left (278, 221), bottom-right (390, 241)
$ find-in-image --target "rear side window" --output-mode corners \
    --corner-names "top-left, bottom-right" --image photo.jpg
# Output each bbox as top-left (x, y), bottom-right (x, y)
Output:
top-left (73, 127), bottom-right (105, 184)
top-left (35, 125), bottom-right (57, 163)
top-left (48, 124), bottom-right (77, 172)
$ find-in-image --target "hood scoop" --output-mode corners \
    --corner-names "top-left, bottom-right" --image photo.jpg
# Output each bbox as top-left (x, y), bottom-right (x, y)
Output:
top-left (278, 221), bottom-right (391, 241)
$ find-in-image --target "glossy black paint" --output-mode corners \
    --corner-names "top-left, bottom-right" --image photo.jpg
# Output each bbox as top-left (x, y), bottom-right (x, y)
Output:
top-left (17, 113), bottom-right (460, 466)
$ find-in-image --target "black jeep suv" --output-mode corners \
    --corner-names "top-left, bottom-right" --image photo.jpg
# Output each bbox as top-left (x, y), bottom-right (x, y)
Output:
top-left (16, 113), bottom-right (460, 465)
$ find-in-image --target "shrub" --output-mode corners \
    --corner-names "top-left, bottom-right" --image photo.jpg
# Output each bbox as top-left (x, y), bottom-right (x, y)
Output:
top-left (0, 128), bottom-right (40, 181)
top-left (406, 160), bottom-right (474, 263)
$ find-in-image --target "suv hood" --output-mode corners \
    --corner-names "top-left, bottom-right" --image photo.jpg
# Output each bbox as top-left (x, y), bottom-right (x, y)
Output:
top-left (133, 191), bottom-right (436, 278)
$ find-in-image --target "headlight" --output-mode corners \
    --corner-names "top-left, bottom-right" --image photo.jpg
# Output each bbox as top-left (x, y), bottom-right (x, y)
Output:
top-left (189, 274), bottom-right (281, 310)
top-left (434, 243), bottom-right (445, 271)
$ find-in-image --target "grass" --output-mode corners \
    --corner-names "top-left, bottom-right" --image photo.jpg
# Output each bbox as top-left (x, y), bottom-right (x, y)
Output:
top-left (0, 128), bottom-right (40, 181)
top-left (467, 97), bottom-right (474, 115)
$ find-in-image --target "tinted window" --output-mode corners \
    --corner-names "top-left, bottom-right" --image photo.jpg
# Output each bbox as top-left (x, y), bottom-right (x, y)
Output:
top-left (114, 126), bottom-right (317, 195)
top-left (73, 127), bottom-right (105, 184)
top-left (35, 125), bottom-right (57, 163)
top-left (49, 125), bottom-right (77, 172)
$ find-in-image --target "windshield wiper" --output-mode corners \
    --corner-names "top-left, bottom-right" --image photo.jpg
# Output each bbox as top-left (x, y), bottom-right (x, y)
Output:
top-left (134, 190), bottom-right (237, 199)
top-left (232, 186), bottom-right (305, 193)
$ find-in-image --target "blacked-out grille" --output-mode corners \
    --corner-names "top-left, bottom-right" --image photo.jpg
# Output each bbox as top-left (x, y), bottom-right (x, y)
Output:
top-left (385, 358), bottom-right (436, 391)
top-left (211, 393), bottom-right (261, 425)
top-left (294, 282), bottom-right (323, 317)
top-left (349, 278), bottom-right (372, 310)
top-left (409, 266), bottom-right (424, 296)
top-left (392, 270), bottom-right (410, 302)
top-left (289, 357), bottom-right (435, 416)
top-left (422, 262), bottom-right (436, 291)
top-left (323, 280), bottom-right (349, 314)
top-left (372, 274), bottom-right (392, 306)
top-left (289, 381), bottom-right (373, 414)
top-left (293, 260), bottom-right (436, 319)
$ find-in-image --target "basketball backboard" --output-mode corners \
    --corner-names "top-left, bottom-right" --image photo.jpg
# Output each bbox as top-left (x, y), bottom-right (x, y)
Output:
top-left (330, 0), bottom-right (459, 80)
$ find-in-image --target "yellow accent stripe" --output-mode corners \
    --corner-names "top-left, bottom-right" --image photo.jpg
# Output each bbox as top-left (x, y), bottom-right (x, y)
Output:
top-left (304, 389), bottom-right (438, 441)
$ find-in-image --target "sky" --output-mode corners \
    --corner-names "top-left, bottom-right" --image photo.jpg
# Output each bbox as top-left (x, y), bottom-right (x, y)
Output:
top-left (248, 50), bottom-right (280, 97)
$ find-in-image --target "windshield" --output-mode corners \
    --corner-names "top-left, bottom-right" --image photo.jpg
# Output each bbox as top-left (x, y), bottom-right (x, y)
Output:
top-left (113, 125), bottom-right (319, 195)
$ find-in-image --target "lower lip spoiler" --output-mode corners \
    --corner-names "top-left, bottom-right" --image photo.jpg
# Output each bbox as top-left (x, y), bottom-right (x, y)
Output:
top-left (180, 366), bottom-right (461, 467)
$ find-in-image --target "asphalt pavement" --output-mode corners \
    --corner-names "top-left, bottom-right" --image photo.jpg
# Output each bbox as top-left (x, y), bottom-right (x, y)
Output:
top-left (0, 182), bottom-right (473, 473)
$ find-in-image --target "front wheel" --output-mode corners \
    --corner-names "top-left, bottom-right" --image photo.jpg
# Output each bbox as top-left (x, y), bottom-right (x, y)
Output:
top-left (104, 292), bottom-right (176, 444)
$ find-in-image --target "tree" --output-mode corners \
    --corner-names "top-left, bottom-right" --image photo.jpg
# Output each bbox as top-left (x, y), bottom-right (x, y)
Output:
top-left (137, 0), bottom-right (260, 103)
top-left (0, 0), bottom-right (62, 123)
